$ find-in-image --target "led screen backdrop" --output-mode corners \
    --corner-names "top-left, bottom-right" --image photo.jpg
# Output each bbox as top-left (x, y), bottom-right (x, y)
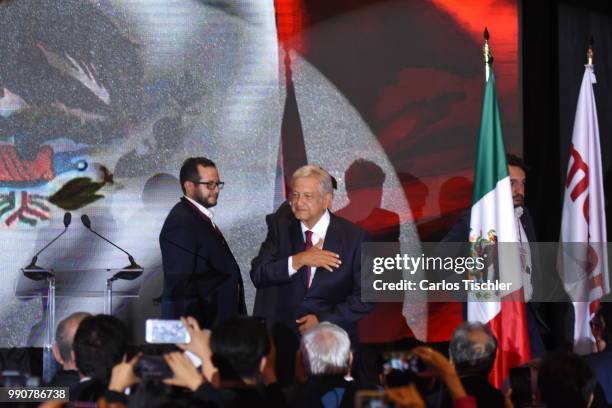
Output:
top-left (0, 0), bottom-right (519, 346)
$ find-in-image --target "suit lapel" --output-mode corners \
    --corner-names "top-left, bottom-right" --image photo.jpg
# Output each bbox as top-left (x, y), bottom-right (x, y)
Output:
top-left (181, 198), bottom-right (237, 263)
top-left (290, 218), bottom-right (304, 255)
top-left (310, 214), bottom-right (340, 290)
top-left (289, 218), bottom-right (309, 289)
top-left (182, 197), bottom-right (225, 240)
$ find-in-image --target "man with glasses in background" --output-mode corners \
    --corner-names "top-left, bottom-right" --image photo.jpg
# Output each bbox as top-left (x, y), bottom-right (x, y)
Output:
top-left (159, 157), bottom-right (246, 328)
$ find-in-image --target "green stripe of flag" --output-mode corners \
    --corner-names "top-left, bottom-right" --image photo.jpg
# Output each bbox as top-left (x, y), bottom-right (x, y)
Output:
top-left (472, 72), bottom-right (509, 204)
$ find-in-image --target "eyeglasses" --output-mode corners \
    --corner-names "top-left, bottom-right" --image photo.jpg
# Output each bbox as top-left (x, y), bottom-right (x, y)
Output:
top-left (192, 180), bottom-right (225, 190)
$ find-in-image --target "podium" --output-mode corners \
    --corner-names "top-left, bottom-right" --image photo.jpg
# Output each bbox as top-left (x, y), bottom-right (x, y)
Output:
top-left (15, 266), bottom-right (143, 382)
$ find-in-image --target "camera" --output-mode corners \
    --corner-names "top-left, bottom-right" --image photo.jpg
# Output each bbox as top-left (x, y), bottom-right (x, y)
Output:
top-left (381, 351), bottom-right (426, 387)
top-left (134, 356), bottom-right (173, 380)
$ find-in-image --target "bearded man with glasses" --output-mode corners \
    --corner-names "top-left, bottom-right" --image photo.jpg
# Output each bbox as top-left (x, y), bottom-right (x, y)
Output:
top-left (159, 157), bottom-right (246, 328)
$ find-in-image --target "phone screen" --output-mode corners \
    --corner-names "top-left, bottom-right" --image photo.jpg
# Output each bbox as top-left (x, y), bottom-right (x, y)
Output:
top-left (145, 319), bottom-right (190, 344)
top-left (381, 351), bottom-right (424, 387)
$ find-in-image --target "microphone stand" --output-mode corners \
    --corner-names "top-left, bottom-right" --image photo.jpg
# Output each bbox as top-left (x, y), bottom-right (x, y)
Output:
top-left (80, 215), bottom-right (143, 313)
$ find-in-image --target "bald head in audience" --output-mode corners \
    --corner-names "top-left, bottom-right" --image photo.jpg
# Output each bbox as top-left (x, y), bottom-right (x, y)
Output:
top-left (53, 312), bottom-right (91, 371)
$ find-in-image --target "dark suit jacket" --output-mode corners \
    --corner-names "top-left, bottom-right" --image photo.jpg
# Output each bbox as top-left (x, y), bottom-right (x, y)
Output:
top-left (288, 375), bottom-right (356, 408)
top-left (193, 382), bottom-right (287, 408)
top-left (70, 378), bottom-right (108, 402)
top-left (585, 350), bottom-right (612, 404)
top-left (159, 198), bottom-right (246, 328)
top-left (46, 369), bottom-right (80, 390)
top-left (460, 374), bottom-right (505, 408)
top-left (441, 207), bottom-right (552, 357)
top-left (250, 211), bottom-right (372, 341)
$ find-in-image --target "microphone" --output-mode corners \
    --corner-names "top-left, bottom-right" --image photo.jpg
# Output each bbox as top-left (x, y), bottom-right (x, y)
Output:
top-left (26, 212), bottom-right (72, 270)
top-left (80, 214), bottom-right (142, 278)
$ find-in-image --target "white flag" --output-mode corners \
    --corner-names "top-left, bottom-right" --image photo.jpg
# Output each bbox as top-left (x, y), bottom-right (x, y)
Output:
top-left (560, 64), bottom-right (609, 354)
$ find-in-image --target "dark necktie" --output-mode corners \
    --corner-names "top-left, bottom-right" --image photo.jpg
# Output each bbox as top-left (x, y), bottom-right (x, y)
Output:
top-left (304, 230), bottom-right (313, 287)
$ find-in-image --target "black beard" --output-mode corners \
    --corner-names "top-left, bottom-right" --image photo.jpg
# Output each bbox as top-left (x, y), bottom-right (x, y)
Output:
top-left (199, 198), bottom-right (216, 209)
top-left (513, 196), bottom-right (524, 207)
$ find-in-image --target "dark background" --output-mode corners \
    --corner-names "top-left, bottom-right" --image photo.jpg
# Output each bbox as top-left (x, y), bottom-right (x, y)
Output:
top-left (523, 0), bottom-right (612, 242)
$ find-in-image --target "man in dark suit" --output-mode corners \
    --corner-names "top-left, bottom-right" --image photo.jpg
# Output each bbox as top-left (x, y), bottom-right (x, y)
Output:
top-left (160, 157), bottom-right (245, 328)
top-left (251, 165), bottom-right (372, 383)
top-left (443, 154), bottom-right (574, 356)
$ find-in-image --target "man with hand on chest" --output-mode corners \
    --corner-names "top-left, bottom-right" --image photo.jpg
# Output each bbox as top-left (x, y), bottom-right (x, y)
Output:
top-left (160, 157), bottom-right (246, 328)
top-left (251, 165), bottom-right (372, 383)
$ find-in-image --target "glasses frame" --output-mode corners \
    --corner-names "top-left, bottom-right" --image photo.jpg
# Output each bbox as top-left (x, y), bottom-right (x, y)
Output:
top-left (191, 180), bottom-right (225, 190)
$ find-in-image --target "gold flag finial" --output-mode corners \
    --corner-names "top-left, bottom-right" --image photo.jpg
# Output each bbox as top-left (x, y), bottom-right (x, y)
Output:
top-left (483, 28), bottom-right (493, 82)
top-left (587, 36), bottom-right (594, 65)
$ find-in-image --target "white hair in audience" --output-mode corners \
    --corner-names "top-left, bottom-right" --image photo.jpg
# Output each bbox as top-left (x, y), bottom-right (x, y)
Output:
top-left (300, 322), bottom-right (351, 376)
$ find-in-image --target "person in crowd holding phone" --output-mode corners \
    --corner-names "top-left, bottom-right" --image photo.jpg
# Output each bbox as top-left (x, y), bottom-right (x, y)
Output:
top-left (384, 346), bottom-right (477, 408)
top-left (96, 316), bottom-right (283, 407)
top-left (250, 165), bottom-right (372, 384)
top-left (164, 316), bottom-right (286, 407)
top-left (160, 157), bottom-right (246, 328)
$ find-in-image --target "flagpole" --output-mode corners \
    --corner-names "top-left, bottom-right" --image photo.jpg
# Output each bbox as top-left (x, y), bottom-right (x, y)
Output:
top-left (483, 28), bottom-right (492, 82)
top-left (587, 36), bottom-right (594, 65)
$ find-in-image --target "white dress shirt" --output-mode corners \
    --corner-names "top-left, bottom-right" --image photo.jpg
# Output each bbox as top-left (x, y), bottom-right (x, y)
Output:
top-left (515, 206), bottom-right (533, 301)
top-left (184, 196), bottom-right (216, 228)
top-left (288, 209), bottom-right (331, 287)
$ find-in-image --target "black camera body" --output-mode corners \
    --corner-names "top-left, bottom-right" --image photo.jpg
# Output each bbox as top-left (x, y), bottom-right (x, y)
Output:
top-left (382, 351), bottom-right (427, 387)
top-left (134, 356), bottom-right (173, 380)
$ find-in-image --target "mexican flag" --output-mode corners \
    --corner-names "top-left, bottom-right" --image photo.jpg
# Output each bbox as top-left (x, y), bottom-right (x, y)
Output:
top-left (468, 70), bottom-right (530, 388)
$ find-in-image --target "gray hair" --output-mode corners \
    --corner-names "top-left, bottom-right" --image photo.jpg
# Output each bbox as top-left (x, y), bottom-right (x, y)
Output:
top-left (55, 312), bottom-right (91, 363)
top-left (300, 322), bottom-right (351, 376)
top-left (449, 322), bottom-right (498, 375)
top-left (292, 165), bottom-right (333, 195)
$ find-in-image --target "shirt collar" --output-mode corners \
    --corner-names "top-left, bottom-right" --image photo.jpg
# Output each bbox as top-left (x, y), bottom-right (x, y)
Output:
top-left (301, 209), bottom-right (330, 239)
top-left (514, 205), bottom-right (524, 218)
top-left (184, 196), bottom-right (214, 220)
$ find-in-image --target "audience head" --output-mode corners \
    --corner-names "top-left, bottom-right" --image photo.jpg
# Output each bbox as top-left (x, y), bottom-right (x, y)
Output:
top-left (73, 314), bottom-right (128, 381)
top-left (210, 316), bottom-right (270, 384)
top-left (53, 312), bottom-right (91, 370)
top-left (538, 350), bottom-right (596, 408)
top-left (300, 322), bottom-right (352, 377)
top-left (127, 379), bottom-right (175, 408)
top-left (449, 322), bottom-right (498, 376)
top-left (592, 302), bottom-right (612, 350)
